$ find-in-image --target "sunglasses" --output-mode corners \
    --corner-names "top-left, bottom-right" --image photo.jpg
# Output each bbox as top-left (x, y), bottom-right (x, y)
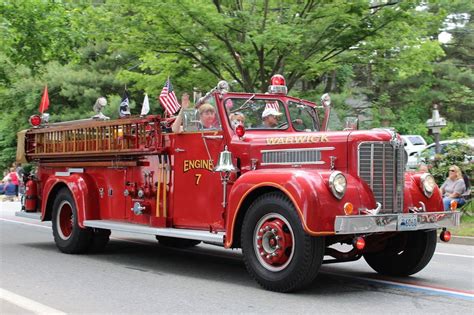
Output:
top-left (449, 169), bottom-right (456, 172)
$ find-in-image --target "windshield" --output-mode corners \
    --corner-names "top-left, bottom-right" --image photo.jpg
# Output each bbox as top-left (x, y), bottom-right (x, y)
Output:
top-left (287, 101), bottom-right (319, 132)
top-left (226, 98), bottom-right (289, 129)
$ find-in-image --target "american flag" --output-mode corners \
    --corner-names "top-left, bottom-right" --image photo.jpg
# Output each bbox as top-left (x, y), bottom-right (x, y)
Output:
top-left (265, 101), bottom-right (279, 111)
top-left (159, 78), bottom-right (181, 115)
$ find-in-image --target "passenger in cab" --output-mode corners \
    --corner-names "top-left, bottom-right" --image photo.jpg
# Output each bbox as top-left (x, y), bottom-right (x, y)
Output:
top-left (261, 108), bottom-right (282, 128)
top-left (230, 112), bottom-right (245, 128)
top-left (198, 103), bottom-right (218, 129)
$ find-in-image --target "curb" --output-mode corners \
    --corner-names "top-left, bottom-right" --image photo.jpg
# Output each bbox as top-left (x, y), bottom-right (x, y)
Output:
top-left (448, 235), bottom-right (474, 246)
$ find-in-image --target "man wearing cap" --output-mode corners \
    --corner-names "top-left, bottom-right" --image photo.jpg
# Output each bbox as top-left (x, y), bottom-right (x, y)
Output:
top-left (261, 108), bottom-right (283, 128)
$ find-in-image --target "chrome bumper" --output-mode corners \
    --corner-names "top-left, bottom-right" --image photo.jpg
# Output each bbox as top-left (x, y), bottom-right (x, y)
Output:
top-left (334, 211), bottom-right (461, 235)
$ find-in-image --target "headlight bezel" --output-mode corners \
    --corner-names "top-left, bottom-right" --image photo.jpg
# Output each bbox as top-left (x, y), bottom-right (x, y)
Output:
top-left (420, 173), bottom-right (436, 198)
top-left (329, 171), bottom-right (347, 200)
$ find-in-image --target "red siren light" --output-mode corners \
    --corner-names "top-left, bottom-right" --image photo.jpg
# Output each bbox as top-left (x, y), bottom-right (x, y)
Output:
top-left (235, 124), bottom-right (245, 138)
top-left (29, 115), bottom-right (42, 127)
top-left (270, 74), bottom-right (286, 86)
top-left (268, 74), bottom-right (288, 95)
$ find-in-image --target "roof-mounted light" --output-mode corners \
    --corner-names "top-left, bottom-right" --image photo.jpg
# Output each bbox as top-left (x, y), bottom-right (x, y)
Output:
top-left (268, 74), bottom-right (287, 95)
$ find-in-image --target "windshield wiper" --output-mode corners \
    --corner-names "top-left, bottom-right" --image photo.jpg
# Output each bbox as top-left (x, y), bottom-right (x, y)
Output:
top-left (231, 94), bottom-right (255, 113)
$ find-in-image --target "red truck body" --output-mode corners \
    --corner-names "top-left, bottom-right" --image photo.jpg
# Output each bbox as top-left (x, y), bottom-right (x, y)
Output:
top-left (17, 79), bottom-right (460, 292)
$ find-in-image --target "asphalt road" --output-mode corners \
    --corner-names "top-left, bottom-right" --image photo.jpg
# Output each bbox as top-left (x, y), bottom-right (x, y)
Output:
top-left (1, 202), bottom-right (473, 314)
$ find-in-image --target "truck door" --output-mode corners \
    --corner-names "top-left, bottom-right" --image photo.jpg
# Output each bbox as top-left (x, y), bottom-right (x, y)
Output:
top-left (171, 131), bottom-right (225, 229)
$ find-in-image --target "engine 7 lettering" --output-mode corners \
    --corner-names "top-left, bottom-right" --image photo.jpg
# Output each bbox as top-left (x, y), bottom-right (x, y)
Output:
top-left (183, 159), bottom-right (214, 173)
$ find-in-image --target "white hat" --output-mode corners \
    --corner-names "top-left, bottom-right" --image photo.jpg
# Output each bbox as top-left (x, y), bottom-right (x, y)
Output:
top-left (262, 108), bottom-right (282, 118)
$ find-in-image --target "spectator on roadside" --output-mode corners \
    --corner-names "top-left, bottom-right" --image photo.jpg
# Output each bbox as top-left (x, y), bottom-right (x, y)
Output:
top-left (418, 164), bottom-right (429, 173)
top-left (440, 165), bottom-right (466, 210)
top-left (5, 168), bottom-right (19, 196)
top-left (3, 178), bottom-right (16, 201)
top-left (0, 180), bottom-right (5, 195)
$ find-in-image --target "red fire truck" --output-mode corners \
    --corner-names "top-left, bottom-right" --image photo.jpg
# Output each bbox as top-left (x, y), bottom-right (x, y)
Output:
top-left (16, 75), bottom-right (460, 292)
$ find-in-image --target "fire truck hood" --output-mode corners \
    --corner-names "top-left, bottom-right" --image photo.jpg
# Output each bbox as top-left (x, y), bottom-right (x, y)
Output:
top-left (236, 129), bottom-right (395, 171)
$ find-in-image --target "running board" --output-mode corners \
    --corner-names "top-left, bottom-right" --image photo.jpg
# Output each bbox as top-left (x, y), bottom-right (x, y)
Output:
top-left (15, 211), bottom-right (41, 220)
top-left (83, 220), bottom-right (224, 244)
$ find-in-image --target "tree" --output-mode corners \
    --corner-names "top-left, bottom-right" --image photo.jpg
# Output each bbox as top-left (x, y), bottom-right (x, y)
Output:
top-left (109, 1), bottom-right (447, 93)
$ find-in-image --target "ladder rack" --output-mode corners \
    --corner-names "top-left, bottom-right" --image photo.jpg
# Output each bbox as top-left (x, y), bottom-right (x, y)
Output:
top-left (24, 115), bottom-right (164, 160)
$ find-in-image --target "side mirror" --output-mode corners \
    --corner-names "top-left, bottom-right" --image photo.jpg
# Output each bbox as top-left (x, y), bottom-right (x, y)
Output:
top-left (321, 93), bottom-right (331, 107)
top-left (182, 109), bottom-right (200, 132)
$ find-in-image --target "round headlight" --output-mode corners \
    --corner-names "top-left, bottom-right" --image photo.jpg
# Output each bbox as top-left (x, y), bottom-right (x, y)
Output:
top-left (329, 171), bottom-right (347, 200)
top-left (420, 173), bottom-right (436, 198)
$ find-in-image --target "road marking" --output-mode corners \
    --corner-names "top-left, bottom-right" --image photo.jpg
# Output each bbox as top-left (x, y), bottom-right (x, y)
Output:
top-left (0, 288), bottom-right (66, 315)
top-left (3, 216), bottom-right (473, 298)
top-left (0, 218), bottom-right (50, 229)
top-left (435, 252), bottom-right (474, 259)
top-left (322, 271), bottom-right (474, 300)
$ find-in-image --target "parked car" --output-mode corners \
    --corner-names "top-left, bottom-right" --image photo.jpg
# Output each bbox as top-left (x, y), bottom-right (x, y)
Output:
top-left (407, 138), bottom-right (474, 169)
top-left (402, 135), bottom-right (427, 169)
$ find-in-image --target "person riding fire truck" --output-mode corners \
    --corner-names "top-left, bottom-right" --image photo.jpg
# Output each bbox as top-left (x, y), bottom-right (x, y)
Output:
top-left (16, 75), bottom-right (460, 292)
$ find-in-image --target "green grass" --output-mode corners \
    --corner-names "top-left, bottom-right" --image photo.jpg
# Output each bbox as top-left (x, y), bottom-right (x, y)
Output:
top-left (452, 201), bottom-right (474, 237)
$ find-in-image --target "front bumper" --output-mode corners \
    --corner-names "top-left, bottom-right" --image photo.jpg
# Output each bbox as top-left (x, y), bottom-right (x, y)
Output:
top-left (334, 211), bottom-right (460, 235)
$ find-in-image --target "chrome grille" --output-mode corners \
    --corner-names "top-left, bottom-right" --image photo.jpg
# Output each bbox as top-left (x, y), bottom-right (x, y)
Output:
top-left (358, 142), bottom-right (405, 213)
top-left (261, 148), bottom-right (329, 165)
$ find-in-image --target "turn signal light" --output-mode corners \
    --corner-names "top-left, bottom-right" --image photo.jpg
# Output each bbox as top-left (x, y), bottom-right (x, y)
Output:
top-left (343, 202), bottom-right (354, 215)
top-left (235, 124), bottom-right (245, 138)
top-left (440, 229), bottom-right (451, 242)
top-left (450, 200), bottom-right (458, 210)
top-left (354, 236), bottom-right (365, 250)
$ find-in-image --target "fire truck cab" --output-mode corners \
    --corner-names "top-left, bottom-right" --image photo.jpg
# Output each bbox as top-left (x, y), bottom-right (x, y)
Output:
top-left (17, 75), bottom-right (460, 292)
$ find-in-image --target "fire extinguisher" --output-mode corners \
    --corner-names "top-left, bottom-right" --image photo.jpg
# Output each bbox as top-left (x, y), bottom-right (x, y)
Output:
top-left (24, 178), bottom-right (38, 212)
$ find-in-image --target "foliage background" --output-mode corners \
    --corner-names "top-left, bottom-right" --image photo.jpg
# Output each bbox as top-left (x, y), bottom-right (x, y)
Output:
top-left (0, 0), bottom-right (472, 172)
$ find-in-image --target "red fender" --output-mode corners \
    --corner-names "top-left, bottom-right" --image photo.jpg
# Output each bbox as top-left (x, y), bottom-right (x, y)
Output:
top-left (41, 173), bottom-right (100, 227)
top-left (404, 172), bottom-right (443, 212)
top-left (224, 169), bottom-right (376, 248)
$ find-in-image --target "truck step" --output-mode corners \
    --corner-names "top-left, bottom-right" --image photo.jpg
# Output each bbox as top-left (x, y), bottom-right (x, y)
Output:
top-left (83, 220), bottom-right (224, 244)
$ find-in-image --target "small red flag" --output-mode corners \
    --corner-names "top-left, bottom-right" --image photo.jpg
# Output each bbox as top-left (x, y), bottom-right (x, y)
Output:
top-left (39, 85), bottom-right (49, 113)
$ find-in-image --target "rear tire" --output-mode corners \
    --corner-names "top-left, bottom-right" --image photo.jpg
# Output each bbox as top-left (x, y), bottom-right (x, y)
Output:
top-left (364, 230), bottom-right (437, 276)
top-left (241, 192), bottom-right (324, 292)
top-left (156, 236), bottom-right (201, 248)
top-left (52, 188), bottom-right (92, 254)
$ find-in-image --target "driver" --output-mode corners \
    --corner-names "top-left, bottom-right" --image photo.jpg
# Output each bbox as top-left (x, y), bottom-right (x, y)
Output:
top-left (261, 108), bottom-right (282, 128)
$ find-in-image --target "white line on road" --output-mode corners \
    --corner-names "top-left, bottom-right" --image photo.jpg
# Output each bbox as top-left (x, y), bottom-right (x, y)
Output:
top-left (0, 288), bottom-right (66, 315)
top-left (435, 252), bottom-right (474, 259)
top-left (322, 271), bottom-right (474, 300)
top-left (0, 218), bottom-right (50, 229)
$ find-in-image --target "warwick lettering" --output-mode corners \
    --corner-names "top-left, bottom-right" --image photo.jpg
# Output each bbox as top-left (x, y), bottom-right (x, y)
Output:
top-left (265, 135), bottom-right (329, 145)
top-left (183, 159), bottom-right (214, 173)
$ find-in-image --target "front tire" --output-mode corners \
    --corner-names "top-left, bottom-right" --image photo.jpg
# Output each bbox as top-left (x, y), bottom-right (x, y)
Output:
top-left (241, 192), bottom-right (324, 292)
top-left (52, 188), bottom-right (92, 254)
top-left (364, 230), bottom-right (437, 276)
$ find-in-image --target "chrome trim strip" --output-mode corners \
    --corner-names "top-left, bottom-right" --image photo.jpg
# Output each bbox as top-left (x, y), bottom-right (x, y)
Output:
top-left (261, 147), bottom-right (335, 153)
top-left (68, 168), bottom-right (84, 173)
top-left (260, 161), bottom-right (325, 166)
top-left (261, 147), bottom-right (332, 165)
top-left (83, 220), bottom-right (224, 243)
top-left (55, 172), bottom-right (70, 176)
top-left (334, 211), bottom-right (461, 235)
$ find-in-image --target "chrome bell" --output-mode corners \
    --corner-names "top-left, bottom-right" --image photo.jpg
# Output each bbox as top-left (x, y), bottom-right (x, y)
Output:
top-left (214, 145), bottom-right (237, 173)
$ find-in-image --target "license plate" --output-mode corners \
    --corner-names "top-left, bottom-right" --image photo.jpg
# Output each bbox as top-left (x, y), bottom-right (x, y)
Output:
top-left (398, 214), bottom-right (418, 231)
